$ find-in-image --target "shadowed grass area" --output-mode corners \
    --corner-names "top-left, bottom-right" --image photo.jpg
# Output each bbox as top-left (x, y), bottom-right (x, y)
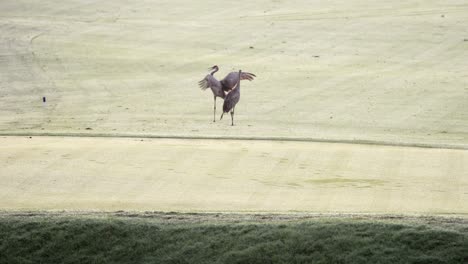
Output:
top-left (0, 215), bottom-right (467, 264)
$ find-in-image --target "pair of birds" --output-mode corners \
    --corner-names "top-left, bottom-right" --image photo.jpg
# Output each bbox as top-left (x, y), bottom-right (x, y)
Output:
top-left (198, 65), bottom-right (256, 126)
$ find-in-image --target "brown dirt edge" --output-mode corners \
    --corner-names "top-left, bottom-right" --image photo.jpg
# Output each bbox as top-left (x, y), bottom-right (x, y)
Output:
top-left (1, 211), bottom-right (468, 226)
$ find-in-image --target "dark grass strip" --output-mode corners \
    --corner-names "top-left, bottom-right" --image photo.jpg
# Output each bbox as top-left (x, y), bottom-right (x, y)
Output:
top-left (0, 217), bottom-right (467, 264)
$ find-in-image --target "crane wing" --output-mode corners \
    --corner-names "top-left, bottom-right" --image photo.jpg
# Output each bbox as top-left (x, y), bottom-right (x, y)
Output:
top-left (221, 72), bottom-right (256, 92)
top-left (198, 74), bottom-right (221, 91)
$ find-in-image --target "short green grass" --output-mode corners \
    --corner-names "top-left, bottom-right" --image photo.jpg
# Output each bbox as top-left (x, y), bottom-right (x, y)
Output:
top-left (1, 215), bottom-right (467, 264)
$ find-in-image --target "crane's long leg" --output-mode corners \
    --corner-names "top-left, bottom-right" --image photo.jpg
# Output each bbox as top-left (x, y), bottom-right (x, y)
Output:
top-left (231, 107), bottom-right (235, 126)
top-left (213, 96), bottom-right (216, 122)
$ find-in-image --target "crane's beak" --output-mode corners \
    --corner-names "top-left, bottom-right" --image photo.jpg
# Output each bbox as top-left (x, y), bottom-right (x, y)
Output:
top-left (208, 65), bottom-right (217, 71)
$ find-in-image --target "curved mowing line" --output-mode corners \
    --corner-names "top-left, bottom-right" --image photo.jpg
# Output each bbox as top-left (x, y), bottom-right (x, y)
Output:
top-left (1, 131), bottom-right (467, 150)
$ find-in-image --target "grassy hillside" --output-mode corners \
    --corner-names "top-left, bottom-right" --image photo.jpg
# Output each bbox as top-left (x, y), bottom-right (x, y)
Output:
top-left (1, 213), bottom-right (467, 264)
top-left (1, 1), bottom-right (467, 146)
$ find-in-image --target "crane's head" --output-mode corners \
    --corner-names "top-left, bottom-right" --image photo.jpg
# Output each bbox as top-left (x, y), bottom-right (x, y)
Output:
top-left (208, 65), bottom-right (219, 71)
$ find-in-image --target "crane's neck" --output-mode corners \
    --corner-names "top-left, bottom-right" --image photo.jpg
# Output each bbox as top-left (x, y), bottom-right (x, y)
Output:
top-left (210, 67), bottom-right (219, 75)
top-left (237, 70), bottom-right (242, 91)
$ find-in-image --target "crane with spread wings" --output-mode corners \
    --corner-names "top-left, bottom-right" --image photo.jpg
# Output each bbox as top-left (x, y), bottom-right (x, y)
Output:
top-left (198, 65), bottom-right (255, 122)
top-left (220, 70), bottom-right (242, 126)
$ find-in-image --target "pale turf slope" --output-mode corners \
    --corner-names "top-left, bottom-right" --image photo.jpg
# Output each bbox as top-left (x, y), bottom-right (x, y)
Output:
top-left (0, 1), bottom-right (467, 146)
top-left (1, 136), bottom-right (467, 214)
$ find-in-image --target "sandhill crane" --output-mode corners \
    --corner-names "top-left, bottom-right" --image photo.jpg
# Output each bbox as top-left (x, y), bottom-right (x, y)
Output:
top-left (220, 70), bottom-right (242, 126)
top-left (198, 65), bottom-right (255, 122)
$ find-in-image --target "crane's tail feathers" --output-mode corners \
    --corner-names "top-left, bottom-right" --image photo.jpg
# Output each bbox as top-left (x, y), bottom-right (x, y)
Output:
top-left (241, 72), bottom-right (256, 81)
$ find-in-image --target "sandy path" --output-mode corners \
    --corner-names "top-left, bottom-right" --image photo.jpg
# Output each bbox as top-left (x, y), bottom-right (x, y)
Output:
top-left (1, 136), bottom-right (467, 214)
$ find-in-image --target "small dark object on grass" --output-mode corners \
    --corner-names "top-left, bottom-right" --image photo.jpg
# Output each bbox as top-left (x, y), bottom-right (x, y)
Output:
top-left (464, 39), bottom-right (468, 42)
top-left (249, 46), bottom-right (254, 49)
top-left (42, 96), bottom-right (46, 103)
top-left (85, 127), bottom-right (92, 130)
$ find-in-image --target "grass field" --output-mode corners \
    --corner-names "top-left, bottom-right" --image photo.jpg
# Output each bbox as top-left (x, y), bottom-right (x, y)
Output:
top-left (1, 0), bottom-right (468, 262)
top-left (1, 0), bottom-right (467, 146)
top-left (0, 0), bottom-right (467, 214)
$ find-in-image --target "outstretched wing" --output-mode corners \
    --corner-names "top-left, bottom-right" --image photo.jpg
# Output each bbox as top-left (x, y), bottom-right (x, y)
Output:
top-left (198, 74), bottom-right (221, 90)
top-left (221, 72), bottom-right (256, 92)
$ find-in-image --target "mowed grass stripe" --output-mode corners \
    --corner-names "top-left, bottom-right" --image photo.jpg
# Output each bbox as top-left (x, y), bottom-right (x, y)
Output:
top-left (1, 136), bottom-right (467, 214)
top-left (1, 133), bottom-right (467, 150)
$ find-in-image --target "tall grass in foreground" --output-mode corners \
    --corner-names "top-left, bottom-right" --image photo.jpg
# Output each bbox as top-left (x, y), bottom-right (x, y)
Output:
top-left (0, 216), bottom-right (467, 263)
